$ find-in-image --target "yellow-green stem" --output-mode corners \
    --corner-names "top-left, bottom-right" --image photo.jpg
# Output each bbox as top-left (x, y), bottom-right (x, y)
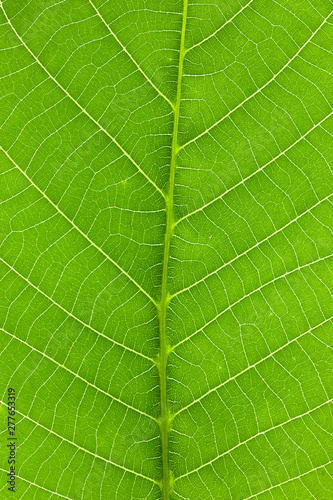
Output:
top-left (158, 1), bottom-right (188, 498)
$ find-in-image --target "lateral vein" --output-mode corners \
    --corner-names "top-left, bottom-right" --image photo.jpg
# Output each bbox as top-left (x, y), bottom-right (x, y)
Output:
top-left (0, 146), bottom-right (157, 306)
top-left (1, 326), bottom-right (157, 421)
top-left (243, 460), bottom-right (333, 500)
top-left (175, 111), bottom-right (333, 226)
top-left (171, 193), bottom-right (333, 300)
top-left (172, 315), bottom-right (333, 418)
top-left (0, 402), bottom-right (160, 485)
top-left (186, 0), bottom-right (254, 53)
top-left (174, 399), bottom-right (332, 481)
top-left (0, 469), bottom-right (74, 500)
top-left (0, 4), bottom-right (166, 199)
top-left (171, 253), bottom-right (333, 357)
top-left (179, 14), bottom-right (331, 150)
top-left (0, 257), bottom-right (155, 363)
top-left (88, 0), bottom-right (175, 109)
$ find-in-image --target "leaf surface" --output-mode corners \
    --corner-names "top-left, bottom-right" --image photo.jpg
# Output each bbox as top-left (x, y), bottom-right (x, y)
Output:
top-left (0, 0), bottom-right (333, 499)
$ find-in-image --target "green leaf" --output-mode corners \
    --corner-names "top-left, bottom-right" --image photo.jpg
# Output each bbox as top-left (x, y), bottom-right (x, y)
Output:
top-left (1, 0), bottom-right (333, 498)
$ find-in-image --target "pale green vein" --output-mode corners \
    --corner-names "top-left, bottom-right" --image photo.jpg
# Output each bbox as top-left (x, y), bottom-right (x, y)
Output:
top-left (172, 315), bottom-right (333, 420)
top-left (157, 1), bottom-right (188, 498)
top-left (1, 326), bottom-right (157, 421)
top-left (171, 254), bottom-right (333, 357)
top-left (243, 460), bottom-right (333, 499)
top-left (88, 0), bottom-right (174, 109)
top-left (179, 14), bottom-right (331, 150)
top-left (0, 146), bottom-right (157, 306)
top-left (175, 111), bottom-right (333, 227)
top-left (0, 402), bottom-right (159, 485)
top-left (174, 399), bottom-right (332, 481)
top-left (171, 193), bottom-right (333, 300)
top-left (0, 469), bottom-right (74, 500)
top-left (186, 0), bottom-right (254, 53)
top-left (0, 4), bottom-right (166, 199)
top-left (0, 257), bottom-right (155, 363)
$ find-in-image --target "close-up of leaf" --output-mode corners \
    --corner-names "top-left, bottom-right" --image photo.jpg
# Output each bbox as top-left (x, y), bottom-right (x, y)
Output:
top-left (0, 0), bottom-right (333, 498)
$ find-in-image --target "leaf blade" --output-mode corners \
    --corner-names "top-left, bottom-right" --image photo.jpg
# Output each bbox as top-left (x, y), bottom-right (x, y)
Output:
top-left (1, 0), bottom-right (333, 499)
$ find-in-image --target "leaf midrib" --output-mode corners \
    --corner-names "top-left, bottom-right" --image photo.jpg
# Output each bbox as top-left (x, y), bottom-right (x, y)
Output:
top-left (158, 1), bottom-right (188, 497)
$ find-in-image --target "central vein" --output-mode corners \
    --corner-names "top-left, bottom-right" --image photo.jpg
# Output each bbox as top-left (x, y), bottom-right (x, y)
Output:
top-left (158, 1), bottom-right (188, 498)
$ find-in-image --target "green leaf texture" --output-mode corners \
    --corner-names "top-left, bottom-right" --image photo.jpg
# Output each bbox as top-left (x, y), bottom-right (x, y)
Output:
top-left (1, 0), bottom-right (333, 498)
